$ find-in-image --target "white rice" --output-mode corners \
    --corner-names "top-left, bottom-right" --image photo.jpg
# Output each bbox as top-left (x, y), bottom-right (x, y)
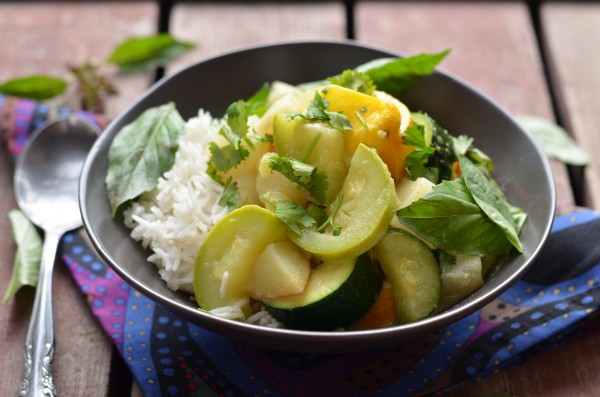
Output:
top-left (123, 110), bottom-right (228, 293)
top-left (122, 109), bottom-right (284, 327)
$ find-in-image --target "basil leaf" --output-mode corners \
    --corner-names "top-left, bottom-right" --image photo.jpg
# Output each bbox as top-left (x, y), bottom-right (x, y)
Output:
top-left (358, 49), bottom-right (450, 96)
top-left (459, 155), bottom-right (523, 253)
top-left (0, 75), bottom-right (68, 100)
top-left (396, 178), bottom-right (513, 256)
top-left (3, 210), bottom-right (42, 302)
top-left (107, 33), bottom-right (195, 73)
top-left (106, 102), bottom-right (185, 217)
top-left (517, 115), bottom-right (590, 166)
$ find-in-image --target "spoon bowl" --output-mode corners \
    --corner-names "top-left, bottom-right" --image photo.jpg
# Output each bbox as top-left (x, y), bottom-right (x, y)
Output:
top-left (13, 116), bottom-right (98, 396)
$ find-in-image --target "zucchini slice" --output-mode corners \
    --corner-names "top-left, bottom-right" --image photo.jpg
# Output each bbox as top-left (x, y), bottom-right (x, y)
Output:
top-left (289, 143), bottom-right (396, 260)
top-left (264, 254), bottom-right (383, 331)
top-left (193, 205), bottom-right (288, 310)
top-left (374, 228), bottom-right (441, 324)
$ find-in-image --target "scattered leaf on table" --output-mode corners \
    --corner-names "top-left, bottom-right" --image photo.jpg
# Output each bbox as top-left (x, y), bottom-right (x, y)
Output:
top-left (517, 115), bottom-right (590, 166)
top-left (107, 33), bottom-right (195, 73)
top-left (106, 102), bottom-right (186, 217)
top-left (3, 210), bottom-right (42, 303)
top-left (0, 75), bottom-right (68, 100)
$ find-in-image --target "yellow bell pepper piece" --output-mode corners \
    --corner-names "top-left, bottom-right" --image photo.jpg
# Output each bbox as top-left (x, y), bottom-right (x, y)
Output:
top-left (322, 85), bottom-right (411, 180)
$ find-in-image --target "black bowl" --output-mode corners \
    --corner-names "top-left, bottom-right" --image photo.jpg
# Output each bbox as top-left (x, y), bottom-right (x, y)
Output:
top-left (79, 40), bottom-right (555, 353)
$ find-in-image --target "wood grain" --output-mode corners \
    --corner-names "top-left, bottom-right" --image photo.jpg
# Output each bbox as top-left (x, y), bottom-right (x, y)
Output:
top-left (0, 3), bottom-right (157, 396)
top-left (168, 1), bottom-right (347, 72)
top-left (0, 2), bottom-right (158, 120)
top-left (542, 2), bottom-right (600, 209)
top-left (355, 0), bottom-right (574, 208)
top-left (354, 2), bottom-right (595, 396)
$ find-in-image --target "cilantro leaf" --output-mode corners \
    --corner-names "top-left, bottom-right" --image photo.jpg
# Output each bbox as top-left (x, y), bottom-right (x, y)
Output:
top-left (206, 100), bottom-right (252, 182)
top-left (402, 115), bottom-right (456, 184)
top-left (270, 200), bottom-right (317, 235)
top-left (289, 92), bottom-right (352, 131)
top-left (402, 124), bottom-right (438, 182)
top-left (327, 69), bottom-right (376, 94)
top-left (218, 177), bottom-right (241, 211)
top-left (225, 100), bottom-right (249, 138)
top-left (268, 156), bottom-right (329, 205)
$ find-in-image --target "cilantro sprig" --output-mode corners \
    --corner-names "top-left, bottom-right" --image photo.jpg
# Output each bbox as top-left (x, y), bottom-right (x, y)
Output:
top-left (288, 91), bottom-right (352, 131)
top-left (268, 156), bottom-right (329, 205)
top-left (264, 199), bottom-right (317, 235)
top-left (402, 118), bottom-right (456, 184)
top-left (327, 69), bottom-right (376, 94)
top-left (218, 177), bottom-right (241, 211)
top-left (206, 100), bottom-right (251, 182)
top-left (263, 197), bottom-right (344, 237)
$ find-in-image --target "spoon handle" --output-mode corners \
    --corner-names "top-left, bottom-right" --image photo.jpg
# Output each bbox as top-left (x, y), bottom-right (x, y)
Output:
top-left (17, 231), bottom-right (60, 397)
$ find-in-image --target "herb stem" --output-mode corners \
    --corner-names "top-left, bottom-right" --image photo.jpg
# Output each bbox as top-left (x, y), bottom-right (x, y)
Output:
top-left (301, 132), bottom-right (322, 163)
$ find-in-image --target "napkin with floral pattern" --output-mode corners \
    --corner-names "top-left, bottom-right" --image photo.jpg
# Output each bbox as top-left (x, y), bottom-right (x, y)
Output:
top-left (3, 95), bottom-right (599, 397)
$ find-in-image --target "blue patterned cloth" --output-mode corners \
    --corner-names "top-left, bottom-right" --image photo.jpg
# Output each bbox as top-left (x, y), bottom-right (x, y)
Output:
top-left (57, 209), bottom-right (599, 397)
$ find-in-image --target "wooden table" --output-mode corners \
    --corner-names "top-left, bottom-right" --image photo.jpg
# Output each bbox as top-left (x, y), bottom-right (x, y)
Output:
top-left (0, 1), bottom-right (598, 396)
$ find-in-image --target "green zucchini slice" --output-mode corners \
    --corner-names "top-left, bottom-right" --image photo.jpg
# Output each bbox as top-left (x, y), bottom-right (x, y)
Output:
top-left (374, 228), bottom-right (441, 324)
top-left (264, 254), bottom-right (383, 331)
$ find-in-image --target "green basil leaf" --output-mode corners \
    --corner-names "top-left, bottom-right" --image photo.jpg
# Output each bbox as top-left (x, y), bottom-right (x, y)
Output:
top-left (107, 33), bottom-right (195, 73)
top-left (459, 155), bottom-right (523, 253)
top-left (517, 115), bottom-right (590, 166)
top-left (396, 178), bottom-right (513, 256)
top-left (0, 75), bottom-right (68, 100)
top-left (106, 102), bottom-right (185, 217)
top-left (246, 83), bottom-right (271, 117)
top-left (358, 49), bottom-right (450, 96)
top-left (3, 210), bottom-right (42, 303)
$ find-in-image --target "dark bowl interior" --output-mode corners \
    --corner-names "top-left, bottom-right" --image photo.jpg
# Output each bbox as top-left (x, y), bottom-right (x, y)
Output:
top-left (80, 40), bottom-right (555, 353)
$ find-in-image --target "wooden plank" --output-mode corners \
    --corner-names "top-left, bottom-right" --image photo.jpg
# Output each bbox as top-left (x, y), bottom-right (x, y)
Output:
top-left (355, 2), bottom-right (578, 396)
top-left (542, 2), bottom-right (600, 209)
top-left (168, 1), bottom-right (347, 72)
top-left (0, 3), bottom-right (158, 396)
top-left (355, 0), bottom-right (574, 208)
top-left (0, 2), bottom-right (157, 121)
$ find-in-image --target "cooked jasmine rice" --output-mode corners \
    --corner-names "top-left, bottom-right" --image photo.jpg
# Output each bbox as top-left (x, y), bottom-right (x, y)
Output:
top-left (123, 110), bottom-right (227, 293)
top-left (123, 110), bottom-right (283, 326)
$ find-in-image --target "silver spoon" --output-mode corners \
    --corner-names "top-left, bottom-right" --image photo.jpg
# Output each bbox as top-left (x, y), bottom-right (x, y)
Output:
top-left (13, 116), bottom-right (99, 397)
